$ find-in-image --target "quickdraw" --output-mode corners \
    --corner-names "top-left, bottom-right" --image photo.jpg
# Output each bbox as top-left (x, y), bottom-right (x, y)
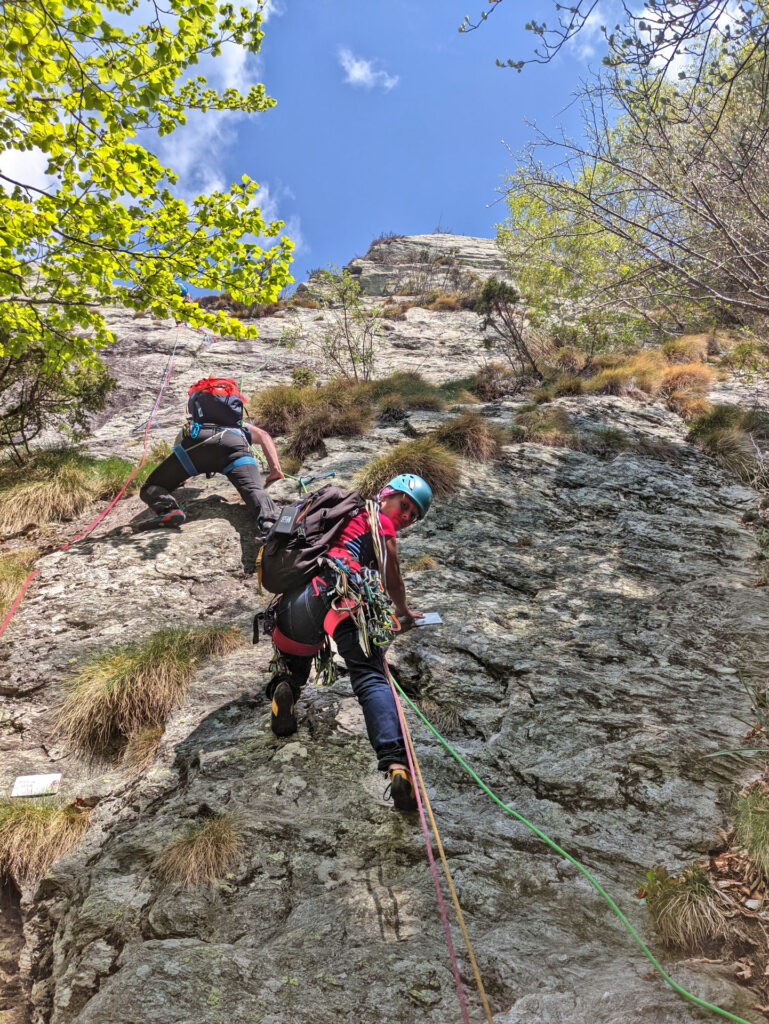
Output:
top-left (321, 556), bottom-right (400, 658)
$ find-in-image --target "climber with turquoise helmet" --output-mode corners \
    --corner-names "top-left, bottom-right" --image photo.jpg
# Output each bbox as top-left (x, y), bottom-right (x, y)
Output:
top-left (265, 473), bottom-right (433, 812)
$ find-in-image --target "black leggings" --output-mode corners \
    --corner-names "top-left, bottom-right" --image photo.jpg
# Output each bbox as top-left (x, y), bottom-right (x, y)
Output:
top-left (140, 429), bottom-right (277, 525)
top-left (267, 575), bottom-right (407, 771)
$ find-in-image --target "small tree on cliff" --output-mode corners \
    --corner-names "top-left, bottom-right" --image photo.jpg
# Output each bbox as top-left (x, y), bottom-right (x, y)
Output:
top-left (0, 0), bottom-right (293, 380)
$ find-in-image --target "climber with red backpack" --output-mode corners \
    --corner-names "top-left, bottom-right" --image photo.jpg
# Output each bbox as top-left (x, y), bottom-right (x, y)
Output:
top-left (258, 474), bottom-right (432, 812)
top-left (139, 377), bottom-right (283, 533)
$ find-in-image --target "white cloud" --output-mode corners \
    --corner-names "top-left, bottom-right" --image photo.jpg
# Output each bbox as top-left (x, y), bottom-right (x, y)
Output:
top-left (338, 48), bottom-right (399, 91)
top-left (0, 146), bottom-right (55, 192)
top-left (572, 8), bottom-right (606, 60)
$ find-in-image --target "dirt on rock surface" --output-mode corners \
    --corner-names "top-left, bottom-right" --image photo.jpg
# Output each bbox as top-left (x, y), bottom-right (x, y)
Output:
top-left (1, 236), bottom-right (768, 1024)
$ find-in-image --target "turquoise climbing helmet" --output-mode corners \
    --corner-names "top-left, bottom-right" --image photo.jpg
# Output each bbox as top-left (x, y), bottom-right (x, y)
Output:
top-left (382, 474), bottom-right (432, 520)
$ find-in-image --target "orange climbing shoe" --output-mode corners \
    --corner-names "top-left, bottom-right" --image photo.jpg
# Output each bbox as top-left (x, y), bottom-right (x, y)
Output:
top-left (387, 766), bottom-right (417, 812)
top-left (270, 678), bottom-right (297, 737)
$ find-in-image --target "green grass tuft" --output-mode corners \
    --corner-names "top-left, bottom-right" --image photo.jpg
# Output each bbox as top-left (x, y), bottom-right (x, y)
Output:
top-left (0, 800), bottom-right (91, 883)
top-left (58, 626), bottom-right (244, 758)
top-left (734, 786), bottom-right (769, 874)
top-left (642, 864), bottom-right (727, 950)
top-left (356, 438), bottom-right (460, 498)
top-left (154, 813), bottom-right (244, 885)
top-left (0, 547), bottom-right (38, 617)
top-left (0, 449), bottom-right (146, 534)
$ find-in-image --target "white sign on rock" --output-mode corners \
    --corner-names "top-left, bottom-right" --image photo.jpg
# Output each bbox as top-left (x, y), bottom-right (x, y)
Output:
top-left (11, 773), bottom-right (62, 798)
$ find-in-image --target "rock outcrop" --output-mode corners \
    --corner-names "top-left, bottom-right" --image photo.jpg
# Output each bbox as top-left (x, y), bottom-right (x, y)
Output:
top-left (2, 235), bottom-right (768, 1024)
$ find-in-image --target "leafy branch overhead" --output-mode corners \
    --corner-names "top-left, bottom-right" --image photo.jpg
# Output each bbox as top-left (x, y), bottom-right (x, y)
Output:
top-left (0, 0), bottom-right (294, 371)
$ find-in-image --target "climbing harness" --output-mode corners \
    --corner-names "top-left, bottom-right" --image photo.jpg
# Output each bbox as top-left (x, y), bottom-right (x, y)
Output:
top-left (320, 555), bottom-right (400, 658)
top-left (385, 665), bottom-right (757, 1024)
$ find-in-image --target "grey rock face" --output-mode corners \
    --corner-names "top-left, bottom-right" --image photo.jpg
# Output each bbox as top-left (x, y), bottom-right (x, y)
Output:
top-left (344, 233), bottom-right (513, 296)
top-left (2, 235), bottom-right (768, 1024)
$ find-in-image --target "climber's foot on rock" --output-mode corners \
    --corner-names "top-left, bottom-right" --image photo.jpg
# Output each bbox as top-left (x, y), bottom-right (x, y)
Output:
top-left (271, 678), bottom-right (297, 737)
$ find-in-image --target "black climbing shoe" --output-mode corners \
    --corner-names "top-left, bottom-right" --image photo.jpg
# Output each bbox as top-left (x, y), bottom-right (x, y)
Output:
top-left (159, 508), bottom-right (186, 527)
top-left (271, 679), bottom-right (297, 737)
top-left (387, 767), bottom-right (417, 812)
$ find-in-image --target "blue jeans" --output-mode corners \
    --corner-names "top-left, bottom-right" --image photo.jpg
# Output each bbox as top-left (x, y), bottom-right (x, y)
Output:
top-left (267, 575), bottom-right (407, 771)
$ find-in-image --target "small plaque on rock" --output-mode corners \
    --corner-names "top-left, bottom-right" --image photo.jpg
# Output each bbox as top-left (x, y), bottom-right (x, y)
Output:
top-left (11, 773), bottom-right (62, 798)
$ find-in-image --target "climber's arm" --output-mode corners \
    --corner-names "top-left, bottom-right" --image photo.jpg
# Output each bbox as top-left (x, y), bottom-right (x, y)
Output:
top-left (385, 535), bottom-right (422, 626)
top-left (246, 424), bottom-right (284, 485)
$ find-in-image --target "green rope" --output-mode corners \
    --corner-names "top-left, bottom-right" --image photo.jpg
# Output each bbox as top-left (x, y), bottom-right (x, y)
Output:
top-left (283, 473), bottom-right (308, 493)
top-left (388, 671), bottom-right (755, 1024)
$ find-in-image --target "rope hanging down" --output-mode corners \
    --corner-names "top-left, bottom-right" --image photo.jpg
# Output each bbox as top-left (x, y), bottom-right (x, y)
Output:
top-left (384, 657), bottom-right (495, 1024)
top-left (0, 329), bottom-right (182, 640)
top-left (387, 667), bottom-right (756, 1024)
top-left (386, 657), bottom-right (472, 1024)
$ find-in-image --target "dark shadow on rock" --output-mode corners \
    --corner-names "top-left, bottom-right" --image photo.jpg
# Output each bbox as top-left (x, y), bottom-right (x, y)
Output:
top-left (91, 490), bottom-right (258, 571)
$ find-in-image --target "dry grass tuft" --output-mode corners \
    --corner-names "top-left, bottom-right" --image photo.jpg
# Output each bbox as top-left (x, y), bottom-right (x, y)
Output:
top-left (552, 375), bottom-right (585, 397)
top-left (0, 450), bottom-right (139, 535)
top-left (154, 813), bottom-right (244, 885)
top-left (586, 367), bottom-right (633, 396)
top-left (642, 863), bottom-right (728, 950)
top-left (419, 698), bottom-right (462, 733)
top-left (0, 547), bottom-right (38, 617)
top-left (407, 554), bottom-right (439, 571)
top-left (470, 362), bottom-right (517, 401)
top-left (285, 406), bottom-right (371, 461)
top-left (515, 406), bottom-right (578, 448)
top-left (58, 626), bottom-right (244, 758)
top-left (660, 362), bottom-right (713, 396)
top-left (356, 438), bottom-right (460, 498)
top-left (663, 334), bottom-right (710, 363)
top-left (121, 725), bottom-right (164, 774)
top-left (586, 350), bottom-right (669, 397)
top-left (670, 395), bottom-right (712, 420)
top-left (432, 412), bottom-right (506, 462)
top-left (553, 346), bottom-right (586, 374)
top-left (0, 801), bottom-right (91, 883)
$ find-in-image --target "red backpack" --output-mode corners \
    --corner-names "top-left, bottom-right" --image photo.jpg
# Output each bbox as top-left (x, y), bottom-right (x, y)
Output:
top-left (187, 377), bottom-right (245, 428)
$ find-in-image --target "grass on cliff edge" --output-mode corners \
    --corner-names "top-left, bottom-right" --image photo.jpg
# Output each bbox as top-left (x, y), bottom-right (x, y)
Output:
top-left (154, 813), bottom-right (244, 885)
top-left (641, 863), bottom-right (728, 950)
top-left (58, 626), bottom-right (244, 759)
top-left (0, 548), bottom-right (38, 617)
top-left (0, 801), bottom-right (91, 883)
top-left (356, 438), bottom-right (460, 498)
top-left (688, 404), bottom-right (769, 483)
top-left (0, 449), bottom-right (156, 535)
top-left (432, 412), bottom-right (507, 462)
top-left (250, 371), bottom-right (447, 437)
top-left (734, 785), bottom-right (769, 875)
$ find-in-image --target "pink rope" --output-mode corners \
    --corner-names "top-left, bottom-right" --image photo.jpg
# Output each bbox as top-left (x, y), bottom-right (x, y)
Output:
top-left (383, 656), bottom-right (471, 1024)
top-left (0, 329), bottom-right (181, 639)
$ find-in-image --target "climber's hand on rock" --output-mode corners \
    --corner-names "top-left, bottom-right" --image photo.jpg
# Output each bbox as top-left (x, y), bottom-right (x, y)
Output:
top-left (264, 471), bottom-right (284, 487)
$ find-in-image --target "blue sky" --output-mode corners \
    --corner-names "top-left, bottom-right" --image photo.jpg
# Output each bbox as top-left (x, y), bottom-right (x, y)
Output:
top-left (168, 0), bottom-right (609, 287)
top-left (0, 0), bottom-right (609, 290)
